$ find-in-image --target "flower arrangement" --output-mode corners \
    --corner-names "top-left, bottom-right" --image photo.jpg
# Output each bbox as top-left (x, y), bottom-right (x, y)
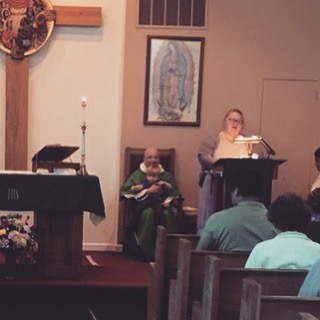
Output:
top-left (0, 213), bottom-right (38, 265)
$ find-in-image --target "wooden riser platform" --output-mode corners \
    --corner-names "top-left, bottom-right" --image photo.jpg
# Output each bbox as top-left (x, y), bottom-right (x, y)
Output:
top-left (0, 251), bottom-right (149, 320)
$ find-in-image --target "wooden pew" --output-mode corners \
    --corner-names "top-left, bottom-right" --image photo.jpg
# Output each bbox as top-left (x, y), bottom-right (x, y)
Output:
top-left (147, 226), bottom-right (199, 320)
top-left (165, 230), bottom-right (201, 268)
top-left (240, 279), bottom-right (320, 320)
top-left (147, 227), bottom-right (249, 320)
top-left (167, 237), bottom-right (308, 320)
top-left (166, 238), bottom-right (250, 320)
top-left (217, 267), bottom-right (308, 320)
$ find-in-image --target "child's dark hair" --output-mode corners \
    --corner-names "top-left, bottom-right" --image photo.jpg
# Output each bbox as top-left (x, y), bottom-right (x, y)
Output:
top-left (229, 168), bottom-right (262, 198)
top-left (267, 192), bottom-right (312, 232)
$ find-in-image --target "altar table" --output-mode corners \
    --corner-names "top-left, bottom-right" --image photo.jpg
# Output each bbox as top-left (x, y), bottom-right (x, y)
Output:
top-left (0, 172), bottom-right (106, 278)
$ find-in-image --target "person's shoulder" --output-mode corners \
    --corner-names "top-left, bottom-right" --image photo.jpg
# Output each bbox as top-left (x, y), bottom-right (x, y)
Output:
top-left (199, 133), bottom-right (218, 148)
top-left (206, 208), bottom-right (231, 223)
top-left (161, 170), bottom-right (174, 178)
top-left (242, 201), bottom-right (268, 213)
top-left (129, 168), bottom-right (144, 176)
top-left (309, 237), bottom-right (320, 249)
top-left (124, 168), bottom-right (145, 184)
top-left (253, 237), bottom-right (275, 250)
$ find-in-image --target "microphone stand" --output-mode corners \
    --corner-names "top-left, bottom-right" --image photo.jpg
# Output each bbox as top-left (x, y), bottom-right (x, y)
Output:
top-left (260, 138), bottom-right (276, 158)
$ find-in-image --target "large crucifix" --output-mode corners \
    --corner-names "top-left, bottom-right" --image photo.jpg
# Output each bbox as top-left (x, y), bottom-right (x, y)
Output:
top-left (3, 0), bottom-right (102, 170)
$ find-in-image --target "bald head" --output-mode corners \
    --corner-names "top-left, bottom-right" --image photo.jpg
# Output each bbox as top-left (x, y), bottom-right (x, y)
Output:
top-left (144, 147), bottom-right (160, 167)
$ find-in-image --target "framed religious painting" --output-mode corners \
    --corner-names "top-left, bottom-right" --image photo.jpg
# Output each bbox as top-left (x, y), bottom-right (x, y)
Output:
top-left (143, 36), bottom-right (205, 127)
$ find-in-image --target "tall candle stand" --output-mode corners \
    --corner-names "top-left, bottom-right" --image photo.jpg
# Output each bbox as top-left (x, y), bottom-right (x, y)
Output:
top-left (77, 98), bottom-right (88, 176)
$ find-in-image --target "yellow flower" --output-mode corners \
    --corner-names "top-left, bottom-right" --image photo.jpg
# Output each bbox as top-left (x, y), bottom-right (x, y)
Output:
top-left (0, 229), bottom-right (7, 236)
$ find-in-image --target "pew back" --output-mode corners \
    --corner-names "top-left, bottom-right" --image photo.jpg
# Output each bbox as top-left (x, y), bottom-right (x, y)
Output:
top-left (219, 268), bottom-right (308, 320)
top-left (167, 239), bottom-right (250, 320)
top-left (165, 232), bottom-right (200, 268)
top-left (261, 296), bottom-right (320, 320)
top-left (189, 251), bottom-right (249, 311)
top-left (147, 227), bottom-right (249, 320)
top-left (147, 227), bottom-right (199, 320)
top-left (240, 279), bottom-right (320, 320)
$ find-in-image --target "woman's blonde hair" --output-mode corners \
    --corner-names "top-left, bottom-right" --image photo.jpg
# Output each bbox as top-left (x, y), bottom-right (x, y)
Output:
top-left (223, 108), bottom-right (245, 127)
top-left (223, 108), bottom-right (244, 129)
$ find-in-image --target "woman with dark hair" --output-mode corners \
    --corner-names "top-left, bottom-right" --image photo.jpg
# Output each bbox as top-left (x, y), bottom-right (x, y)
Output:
top-left (245, 192), bottom-right (320, 269)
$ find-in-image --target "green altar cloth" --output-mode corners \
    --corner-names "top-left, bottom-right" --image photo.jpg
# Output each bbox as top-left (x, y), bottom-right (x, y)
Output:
top-left (0, 172), bottom-right (106, 223)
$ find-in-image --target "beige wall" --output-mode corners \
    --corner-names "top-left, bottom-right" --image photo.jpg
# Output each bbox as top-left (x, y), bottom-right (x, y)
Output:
top-left (121, 0), bottom-right (320, 211)
top-left (0, 1), bottom-right (320, 249)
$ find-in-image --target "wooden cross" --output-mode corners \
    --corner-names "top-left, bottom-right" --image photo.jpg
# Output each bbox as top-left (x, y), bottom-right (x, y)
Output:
top-left (5, 4), bottom-right (102, 170)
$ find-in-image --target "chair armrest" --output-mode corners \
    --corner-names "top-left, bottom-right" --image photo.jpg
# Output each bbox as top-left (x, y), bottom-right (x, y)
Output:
top-left (165, 195), bottom-right (184, 217)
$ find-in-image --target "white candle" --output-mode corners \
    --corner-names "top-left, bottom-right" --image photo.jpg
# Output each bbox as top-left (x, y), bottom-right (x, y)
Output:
top-left (81, 96), bottom-right (87, 122)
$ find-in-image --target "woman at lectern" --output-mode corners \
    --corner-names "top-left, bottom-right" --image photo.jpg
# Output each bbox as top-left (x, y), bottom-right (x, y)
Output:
top-left (197, 108), bottom-right (250, 234)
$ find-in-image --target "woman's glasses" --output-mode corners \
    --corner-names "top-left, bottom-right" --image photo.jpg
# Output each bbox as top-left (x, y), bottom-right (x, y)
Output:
top-left (227, 118), bottom-right (243, 125)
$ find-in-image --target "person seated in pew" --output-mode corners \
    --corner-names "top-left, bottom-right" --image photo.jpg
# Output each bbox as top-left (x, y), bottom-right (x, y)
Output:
top-left (245, 192), bottom-right (320, 269)
top-left (120, 146), bottom-right (181, 261)
top-left (196, 168), bottom-right (278, 251)
top-left (310, 147), bottom-right (320, 192)
top-left (304, 148), bottom-right (320, 243)
top-left (304, 188), bottom-right (320, 244)
top-left (298, 258), bottom-right (320, 297)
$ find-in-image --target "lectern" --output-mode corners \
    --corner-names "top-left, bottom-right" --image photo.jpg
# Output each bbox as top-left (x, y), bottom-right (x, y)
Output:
top-left (31, 145), bottom-right (80, 173)
top-left (212, 158), bottom-right (286, 211)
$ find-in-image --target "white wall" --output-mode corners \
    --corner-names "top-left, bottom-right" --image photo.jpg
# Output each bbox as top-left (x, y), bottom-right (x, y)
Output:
top-left (0, 0), bottom-right (126, 250)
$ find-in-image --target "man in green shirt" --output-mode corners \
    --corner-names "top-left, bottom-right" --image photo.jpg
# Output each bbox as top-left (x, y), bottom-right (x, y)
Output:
top-left (196, 169), bottom-right (278, 251)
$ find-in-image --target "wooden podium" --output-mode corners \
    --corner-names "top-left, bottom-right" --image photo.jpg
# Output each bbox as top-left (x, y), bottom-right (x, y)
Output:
top-left (212, 158), bottom-right (286, 211)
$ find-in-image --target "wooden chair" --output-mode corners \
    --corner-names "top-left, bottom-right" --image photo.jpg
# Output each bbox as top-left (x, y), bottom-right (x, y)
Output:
top-left (119, 147), bottom-right (188, 262)
top-left (239, 279), bottom-right (320, 320)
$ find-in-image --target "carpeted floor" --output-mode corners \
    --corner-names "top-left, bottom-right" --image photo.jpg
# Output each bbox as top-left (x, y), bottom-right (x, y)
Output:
top-left (0, 251), bottom-right (150, 320)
